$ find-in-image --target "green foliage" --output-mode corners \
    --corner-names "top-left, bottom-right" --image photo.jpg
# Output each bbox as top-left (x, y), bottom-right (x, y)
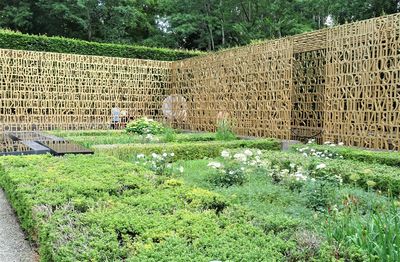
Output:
top-left (0, 29), bottom-right (201, 61)
top-left (125, 118), bottom-right (165, 135)
top-left (0, 154), bottom-right (307, 261)
top-left (292, 143), bottom-right (400, 167)
top-left (208, 162), bottom-right (247, 187)
top-left (215, 119), bottom-right (236, 141)
top-left (264, 151), bottom-right (400, 195)
top-left (323, 204), bottom-right (400, 261)
top-left (162, 127), bottom-right (177, 143)
top-left (302, 180), bottom-right (338, 212)
top-left (49, 130), bottom-right (217, 148)
top-left (94, 139), bottom-right (281, 162)
top-left (1, 0), bottom-right (399, 51)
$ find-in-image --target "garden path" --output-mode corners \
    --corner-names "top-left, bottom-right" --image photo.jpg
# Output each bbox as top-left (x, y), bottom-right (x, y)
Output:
top-left (0, 189), bottom-right (38, 262)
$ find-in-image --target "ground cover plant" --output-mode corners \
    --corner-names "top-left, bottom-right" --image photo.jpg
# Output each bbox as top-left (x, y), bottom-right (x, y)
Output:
top-left (292, 141), bottom-right (400, 167)
top-left (2, 128), bottom-right (399, 261)
top-left (0, 154), bottom-right (334, 261)
top-left (173, 148), bottom-right (400, 261)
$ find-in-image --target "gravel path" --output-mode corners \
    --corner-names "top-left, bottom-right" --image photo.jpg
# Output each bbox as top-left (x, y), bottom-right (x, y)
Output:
top-left (0, 189), bottom-right (38, 262)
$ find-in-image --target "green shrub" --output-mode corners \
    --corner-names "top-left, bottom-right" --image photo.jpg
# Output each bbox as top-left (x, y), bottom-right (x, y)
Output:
top-left (94, 139), bottom-right (281, 162)
top-left (0, 154), bottom-right (303, 261)
top-left (263, 151), bottom-right (400, 195)
top-left (215, 119), bottom-right (237, 141)
top-left (50, 130), bottom-right (218, 148)
top-left (292, 143), bottom-right (400, 167)
top-left (125, 117), bottom-right (165, 135)
top-left (208, 161), bottom-right (247, 187)
top-left (162, 127), bottom-right (177, 143)
top-left (0, 29), bottom-right (202, 61)
top-left (323, 204), bottom-right (400, 261)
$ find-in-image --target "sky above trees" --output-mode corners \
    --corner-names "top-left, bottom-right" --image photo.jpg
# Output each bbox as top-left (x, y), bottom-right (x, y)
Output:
top-left (1, 0), bottom-right (399, 51)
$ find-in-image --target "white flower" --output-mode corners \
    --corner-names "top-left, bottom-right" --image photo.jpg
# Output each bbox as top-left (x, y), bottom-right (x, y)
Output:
top-left (329, 144), bottom-right (336, 147)
top-left (208, 162), bottom-right (223, 169)
top-left (229, 171), bottom-right (235, 175)
top-left (324, 141), bottom-right (331, 145)
top-left (151, 153), bottom-right (159, 159)
top-left (178, 166), bottom-right (184, 173)
top-left (338, 142), bottom-right (344, 146)
top-left (289, 163), bottom-right (296, 169)
top-left (303, 153), bottom-right (308, 157)
top-left (256, 149), bottom-right (262, 155)
top-left (162, 153), bottom-right (168, 157)
top-left (294, 172), bottom-right (307, 181)
top-left (166, 163), bottom-right (172, 168)
top-left (244, 149), bottom-right (253, 156)
top-left (221, 150), bottom-right (230, 158)
top-left (170, 153), bottom-right (175, 157)
top-left (316, 163), bottom-right (327, 169)
top-left (234, 153), bottom-right (247, 162)
top-left (137, 154), bottom-right (145, 159)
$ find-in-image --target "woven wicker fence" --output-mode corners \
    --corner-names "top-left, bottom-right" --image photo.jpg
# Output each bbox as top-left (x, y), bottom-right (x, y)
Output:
top-left (0, 13), bottom-right (399, 150)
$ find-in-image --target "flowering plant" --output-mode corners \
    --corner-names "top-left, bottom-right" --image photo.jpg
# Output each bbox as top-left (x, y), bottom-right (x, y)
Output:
top-left (207, 148), bottom-right (264, 187)
top-left (296, 145), bottom-right (343, 160)
top-left (126, 117), bottom-right (165, 135)
top-left (134, 152), bottom-right (184, 176)
top-left (139, 133), bottom-right (160, 143)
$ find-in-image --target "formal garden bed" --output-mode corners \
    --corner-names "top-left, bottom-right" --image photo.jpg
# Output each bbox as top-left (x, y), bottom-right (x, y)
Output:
top-left (1, 118), bottom-right (399, 261)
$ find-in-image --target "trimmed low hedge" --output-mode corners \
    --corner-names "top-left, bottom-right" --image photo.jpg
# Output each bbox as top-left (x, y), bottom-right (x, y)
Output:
top-left (0, 154), bottom-right (296, 261)
top-left (264, 151), bottom-right (400, 195)
top-left (50, 131), bottom-right (218, 148)
top-left (93, 139), bottom-right (281, 162)
top-left (0, 29), bottom-right (202, 61)
top-left (291, 144), bottom-right (400, 168)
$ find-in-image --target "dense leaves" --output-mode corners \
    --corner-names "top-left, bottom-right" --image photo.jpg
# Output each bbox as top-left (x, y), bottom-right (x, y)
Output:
top-left (0, 29), bottom-right (200, 60)
top-left (0, 154), bottom-right (304, 261)
top-left (1, 0), bottom-right (399, 50)
top-left (93, 139), bottom-right (281, 162)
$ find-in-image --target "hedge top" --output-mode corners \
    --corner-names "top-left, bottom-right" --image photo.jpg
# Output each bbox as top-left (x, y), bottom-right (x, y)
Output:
top-left (0, 29), bottom-right (203, 61)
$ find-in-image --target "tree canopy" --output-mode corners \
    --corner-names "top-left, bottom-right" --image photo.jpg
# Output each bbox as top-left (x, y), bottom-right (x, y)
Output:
top-left (1, 0), bottom-right (399, 51)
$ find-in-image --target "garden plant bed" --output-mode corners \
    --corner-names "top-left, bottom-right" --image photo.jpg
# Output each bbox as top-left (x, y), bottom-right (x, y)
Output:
top-left (0, 129), bottom-right (399, 261)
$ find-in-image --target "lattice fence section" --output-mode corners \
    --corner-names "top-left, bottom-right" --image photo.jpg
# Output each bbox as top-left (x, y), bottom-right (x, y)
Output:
top-left (0, 49), bottom-right (172, 131)
top-left (292, 49), bottom-right (326, 142)
top-left (170, 39), bottom-right (293, 139)
top-left (324, 14), bottom-right (400, 150)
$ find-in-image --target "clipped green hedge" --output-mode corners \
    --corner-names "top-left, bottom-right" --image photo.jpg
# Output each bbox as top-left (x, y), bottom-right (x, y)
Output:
top-left (264, 151), bottom-right (400, 195)
top-left (93, 139), bottom-right (281, 162)
top-left (291, 144), bottom-right (400, 168)
top-left (49, 130), bottom-right (218, 147)
top-left (0, 29), bottom-right (202, 61)
top-left (0, 154), bottom-right (295, 261)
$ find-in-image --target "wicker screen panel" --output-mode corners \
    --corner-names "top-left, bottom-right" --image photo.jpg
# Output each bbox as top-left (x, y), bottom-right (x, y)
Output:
top-left (324, 14), bottom-right (400, 150)
top-left (170, 39), bottom-right (293, 139)
top-left (0, 49), bottom-right (172, 131)
top-left (292, 49), bottom-right (326, 142)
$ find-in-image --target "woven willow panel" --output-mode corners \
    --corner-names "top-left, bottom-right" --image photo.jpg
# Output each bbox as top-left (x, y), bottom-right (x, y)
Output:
top-left (324, 14), bottom-right (400, 150)
top-left (292, 49), bottom-right (326, 142)
top-left (170, 39), bottom-right (293, 139)
top-left (0, 49), bottom-right (172, 131)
